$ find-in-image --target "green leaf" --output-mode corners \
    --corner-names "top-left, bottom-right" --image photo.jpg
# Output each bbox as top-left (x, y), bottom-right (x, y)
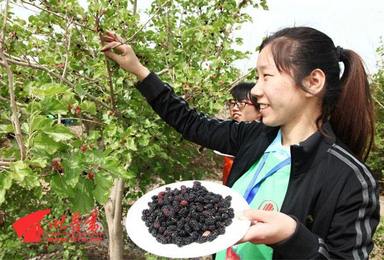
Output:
top-left (0, 124), bottom-right (13, 133)
top-left (8, 161), bottom-right (39, 190)
top-left (32, 83), bottom-right (69, 98)
top-left (28, 158), bottom-right (48, 168)
top-left (125, 138), bottom-right (137, 151)
top-left (70, 178), bottom-right (94, 214)
top-left (40, 99), bottom-right (68, 114)
top-left (10, 161), bottom-right (32, 183)
top-left (30, 115), bottom-right (52, 132)
top-left (138, 135), bottom-right (150, 147)
top-left (93, 172), bottom-right (113, 204)
top-left (80, 101), bottom-right (97, 115)
top-left (62, 159), bottom-right (80, 188)
top-left (21, 171), bottom-right (40, 190)
top-left (10, 161), bottom-right (40, 190)
top-left (123, 169), bottom-right (136, 180)
top-left (74, 85), bottom-right (88, 99)
top-left (43, 124), bottom-right (73, 142)
top-left (196, 31), bottom-right (204, 41)
top-left (0, 189), bottom-right (6, 205)
top-left (25, 100), bottom-right (43, 114)
top-left (32, 133), bottom-right (61, 155)
top-left (0, 172), bottom-right (12, 205)
top-left (0, 172), bottom-right (12, 190)
top-left (101, 157), bottom-right (123, 177)
top-left (51, 175), bottom-right (73, 197)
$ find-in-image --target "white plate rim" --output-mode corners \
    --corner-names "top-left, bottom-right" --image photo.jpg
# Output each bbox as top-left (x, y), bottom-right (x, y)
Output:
top-left (125, 180), bottom-right (251, 259)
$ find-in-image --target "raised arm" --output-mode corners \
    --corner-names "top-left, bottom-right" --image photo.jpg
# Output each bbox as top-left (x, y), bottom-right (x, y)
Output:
top-left (101, 32), bottom-right (150, 81)
top-left (100, 32), bottom-right (258, 155)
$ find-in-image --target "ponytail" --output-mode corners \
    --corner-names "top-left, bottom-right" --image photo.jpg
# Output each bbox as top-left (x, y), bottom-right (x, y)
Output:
top-left (330, 49), bottom-right (375, 161)
top-left (260, 27), bottom-right (375, 161)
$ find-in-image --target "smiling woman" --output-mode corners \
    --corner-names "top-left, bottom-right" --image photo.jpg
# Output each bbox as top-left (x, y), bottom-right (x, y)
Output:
top-left (251, 46), bottom-right (310, 132)
top-left (101, 26), bottom-right (379, 259)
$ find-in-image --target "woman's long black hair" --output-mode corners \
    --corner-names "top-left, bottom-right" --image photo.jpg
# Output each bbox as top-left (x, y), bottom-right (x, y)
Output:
top-left (260, 27), bottom-right (374, 161)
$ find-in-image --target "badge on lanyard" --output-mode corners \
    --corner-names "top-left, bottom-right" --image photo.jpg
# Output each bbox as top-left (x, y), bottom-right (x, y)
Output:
top-left (243, 153), bottom-right (290, 204)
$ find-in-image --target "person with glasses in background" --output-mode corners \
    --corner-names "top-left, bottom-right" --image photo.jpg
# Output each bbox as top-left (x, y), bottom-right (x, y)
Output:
top-left (227, 82), bottom-right (261, 123)
top-left (218, 83), bottom-right (262, 184)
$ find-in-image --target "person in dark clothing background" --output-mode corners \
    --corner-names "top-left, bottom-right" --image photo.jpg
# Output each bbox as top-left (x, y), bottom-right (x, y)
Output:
top-left (218, 82), bottom-right (262, 185)
top-left (227, 82), bottom-right (261, 123)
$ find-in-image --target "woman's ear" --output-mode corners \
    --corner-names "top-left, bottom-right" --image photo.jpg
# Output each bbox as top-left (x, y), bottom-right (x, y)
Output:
top-left (302, 68), bottom-right (326, 96)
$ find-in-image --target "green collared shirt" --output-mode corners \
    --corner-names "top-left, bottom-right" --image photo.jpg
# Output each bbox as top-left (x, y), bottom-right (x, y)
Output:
top-left (216, 129), bottom-right (291, 260)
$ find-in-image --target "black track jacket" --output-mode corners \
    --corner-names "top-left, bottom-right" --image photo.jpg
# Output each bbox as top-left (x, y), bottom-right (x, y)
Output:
top-left (137, 72), bottom-right (380, 259)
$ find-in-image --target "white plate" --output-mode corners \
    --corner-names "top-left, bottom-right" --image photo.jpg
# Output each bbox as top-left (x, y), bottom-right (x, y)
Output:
top-left (213, 150), bottom-right (235, 158)
top-left (125, 180), bottom-right (251, 259)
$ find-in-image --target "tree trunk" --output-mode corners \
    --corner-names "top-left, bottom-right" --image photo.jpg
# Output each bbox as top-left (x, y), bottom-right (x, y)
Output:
top-left (133, 0), bottom-right (138, 15)
top-left (104, 178), bottom-right (124, 260)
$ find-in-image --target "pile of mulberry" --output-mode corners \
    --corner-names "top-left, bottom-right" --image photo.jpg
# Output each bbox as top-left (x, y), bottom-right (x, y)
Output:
top-left (141, 181), bottom-right (234, 247)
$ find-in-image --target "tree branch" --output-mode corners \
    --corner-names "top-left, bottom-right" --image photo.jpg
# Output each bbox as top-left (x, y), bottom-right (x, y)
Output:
top-left (0, 94), bottom-right (27, 107)
top-left (127, 0), bottom-right (170, 42)
top-left (18, 0), bottom-right (95, 32)
top-left (0, 1), bottom-right (8, 45)
top-left (96, 11), bottom-right (116, 110)
top-left (70, 70), bottom-right (109, 95)
top-left (112, 178), bottom-right (124, 230)
top-left (0, 160), bottom-right (13, 167)
top-left (102, 50), bottom-right (116, 109)
top-left (0, 0), bottom-right (26, 160)
top-left (61, 21), bottom-right (72, 84)
top-left (5, 53), bottom-right (75, 85)
top-left (76, 27), bottom-right (97, 59)
top-left (105, 0), bottom-right (171, 52)
top-left (104, 199), bottom-right (114, 241)
top-left (157, 67), bottom-right (170, 76)
top-left (133, 0), bottom-right (138, 15)
top-left (4, 54), bottom-right (111, 110)
top-left (212, 4), bottom-right (249, 81)
top-left (199, 4), bottom-right (249, 89)
top-left (373, 96), bottom-right (384, 110)
top-left (228, 69), bottom-right (254, 89)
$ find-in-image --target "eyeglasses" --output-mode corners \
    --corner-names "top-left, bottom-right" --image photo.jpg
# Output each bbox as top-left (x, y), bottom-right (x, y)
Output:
top-left (226, 99), bottom-right (255, 110)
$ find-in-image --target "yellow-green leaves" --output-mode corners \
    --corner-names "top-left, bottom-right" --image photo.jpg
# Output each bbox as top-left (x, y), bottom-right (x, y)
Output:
top-left (43, 124), bottom-right (73, 142)
top-left (31, 83), bottom-right (70, 98)
top-left (0, 161), bottom-right (40, 202)
top-left (0, 172), bottom-right (12, 204)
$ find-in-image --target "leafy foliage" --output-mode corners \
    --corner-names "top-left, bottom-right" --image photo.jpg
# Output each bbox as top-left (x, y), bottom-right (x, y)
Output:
top-left (367, 41), bottom-right (384, 189)
top-left (372, 217), bottom-right (384, 259)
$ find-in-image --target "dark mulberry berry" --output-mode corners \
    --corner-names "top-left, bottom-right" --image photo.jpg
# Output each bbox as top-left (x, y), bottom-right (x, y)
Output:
top-left (141, 182), bottom-right (234, 246)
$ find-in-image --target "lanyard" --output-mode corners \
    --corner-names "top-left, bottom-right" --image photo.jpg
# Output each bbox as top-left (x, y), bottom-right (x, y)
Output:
top-left (244, 153), bottom-right (291, 204)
